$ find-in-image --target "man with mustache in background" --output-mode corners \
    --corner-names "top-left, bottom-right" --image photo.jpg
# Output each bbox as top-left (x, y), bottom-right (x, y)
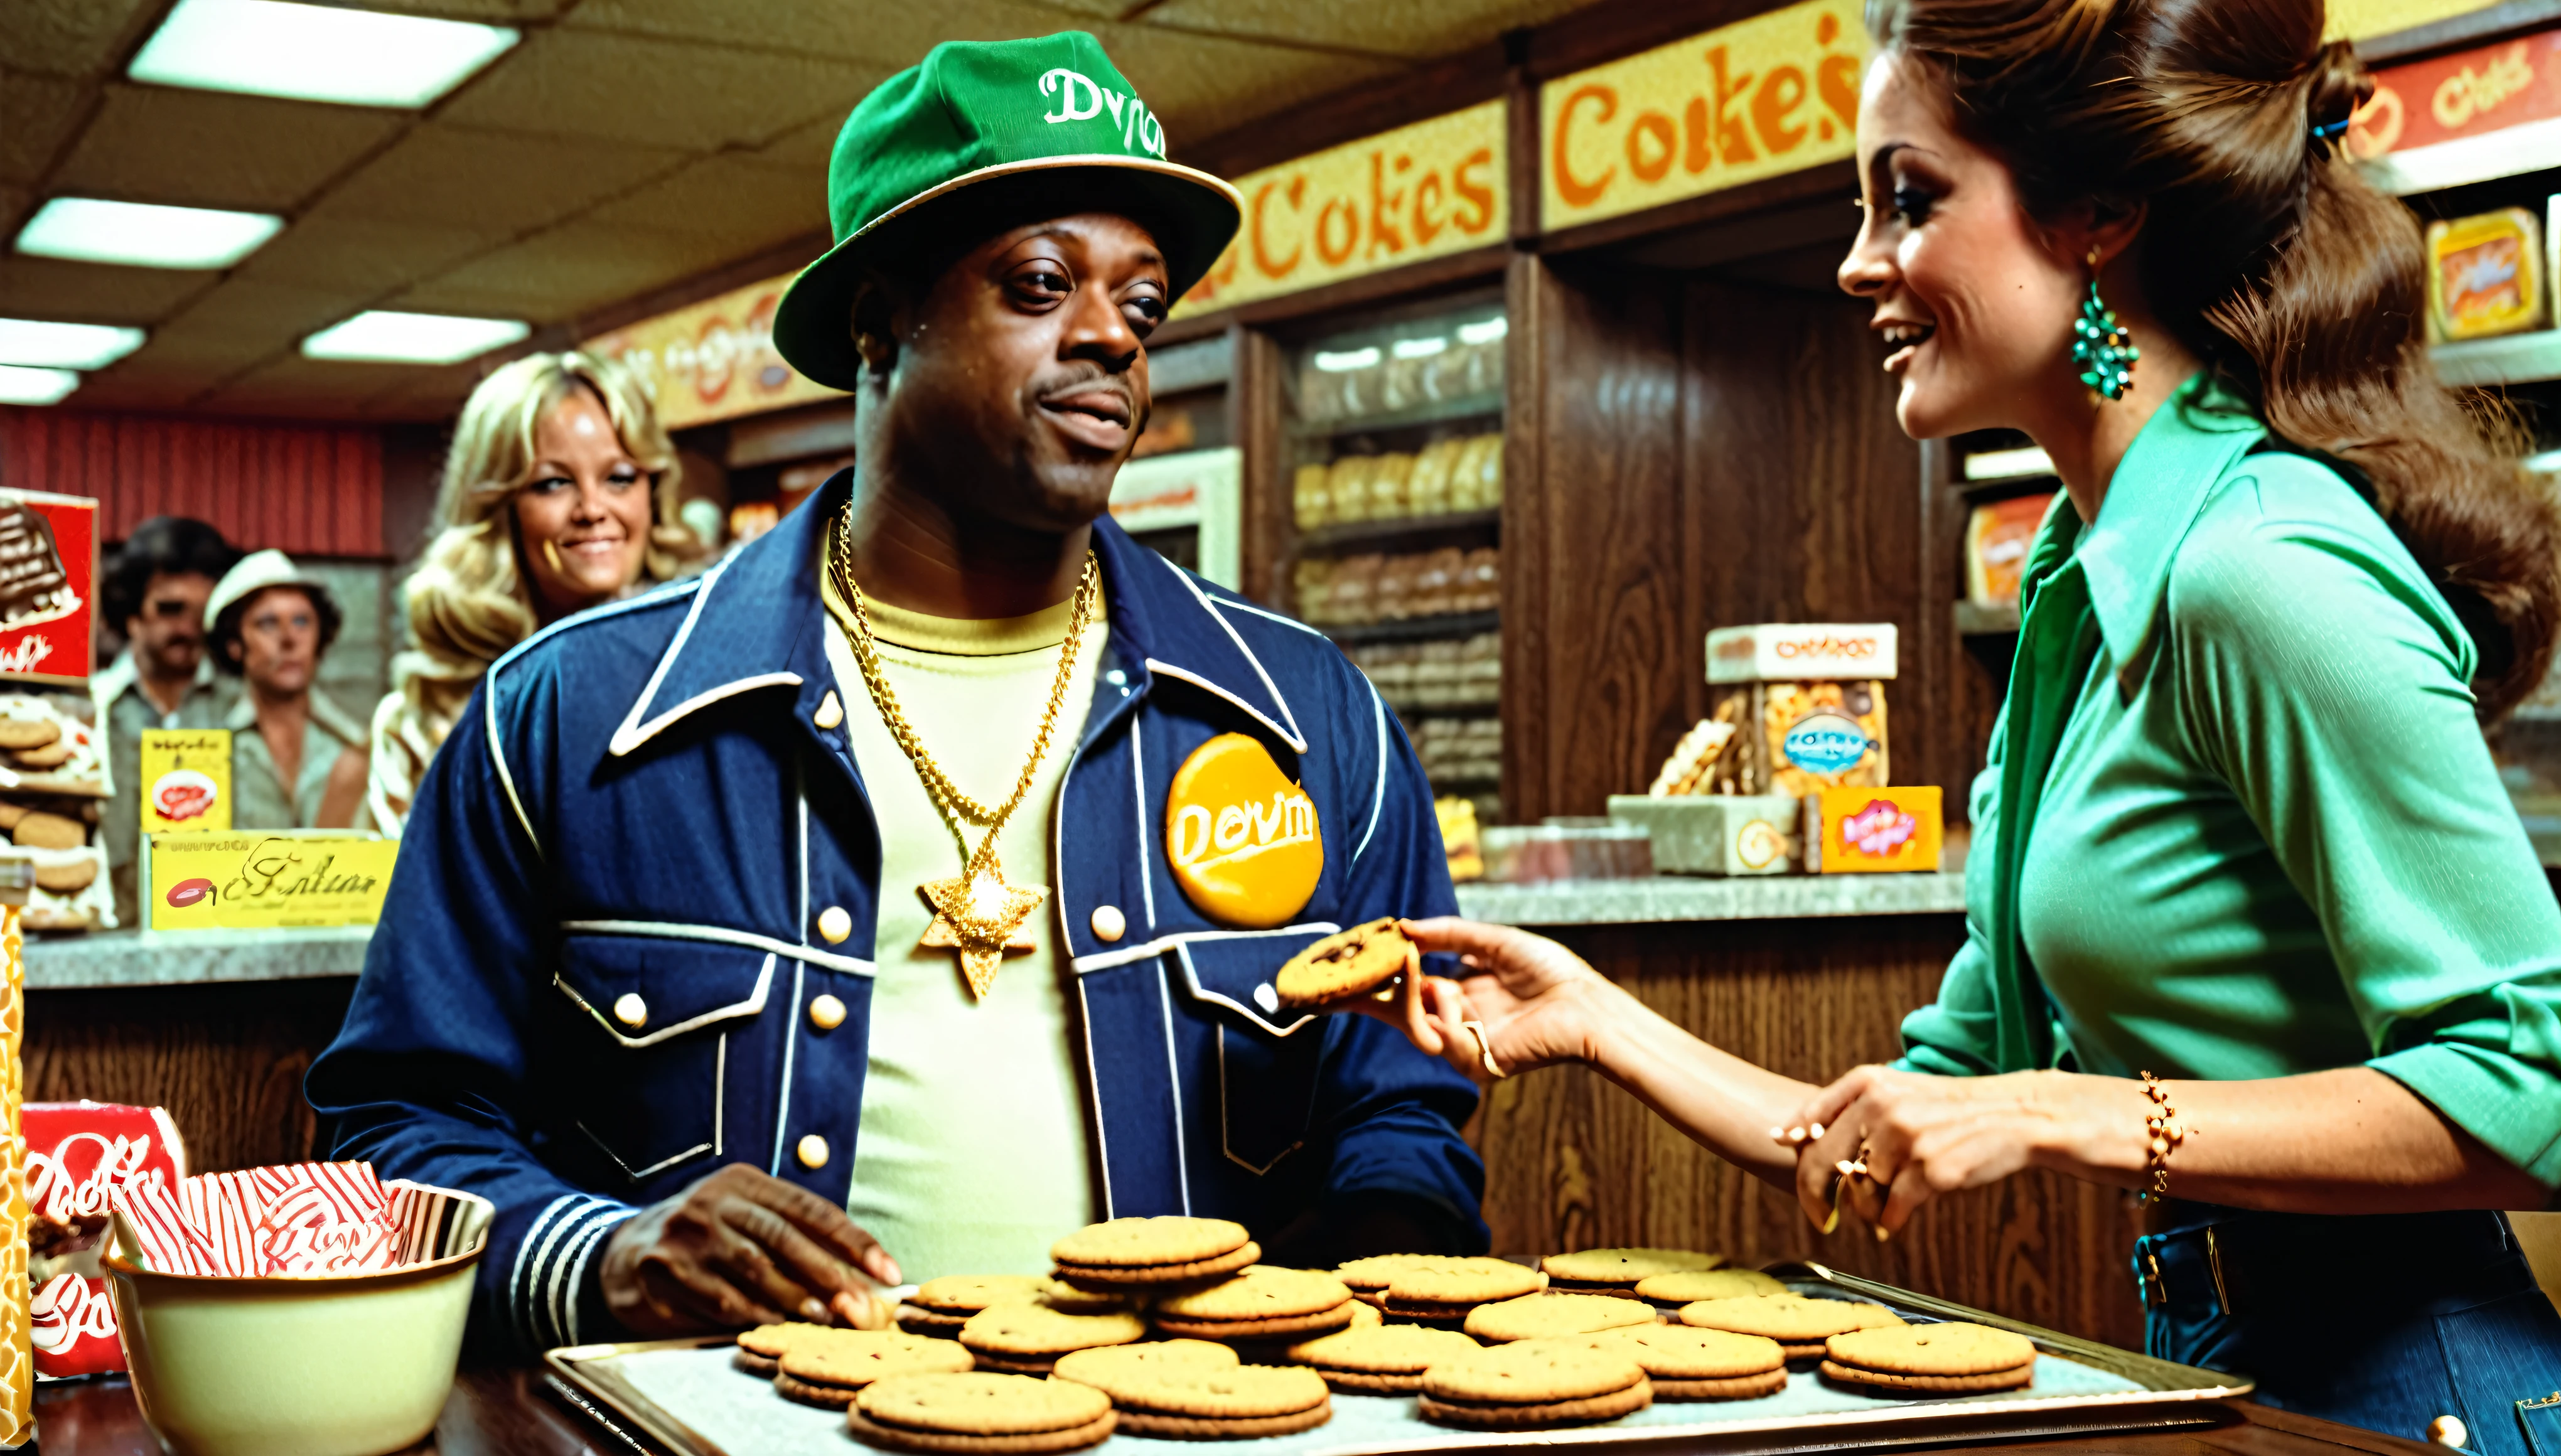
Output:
top-left (311, 32), bottom-right (1484, 1356)
top-left (95, 516), bottom-right (240, 928)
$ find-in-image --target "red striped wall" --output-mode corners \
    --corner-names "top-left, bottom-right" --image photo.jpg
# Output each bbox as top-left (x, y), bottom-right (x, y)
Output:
top-left (0, 409), bottom-right (385, 558)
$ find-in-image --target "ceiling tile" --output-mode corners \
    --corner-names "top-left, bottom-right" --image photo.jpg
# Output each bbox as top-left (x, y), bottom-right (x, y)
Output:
top-left (153, 277), bottom-right (377, 360)
top-left (195, 354), bottom-right (426, 417)
top-left (0, 255), bottom-right (212, 324)
top-left (1, 71), bottom-right (91, 185)
top-left (1141, 0), bottom-right (1589, 56)
top-left (1090, 24), bottom-right (1404, 142)
top-left (356, 0), bottom-right (567, 19)
top-left (583, 156), bottom-right (824, 244)
top-left (232, 211), bottom-right (500, 294)
top-left (743, 111), bottom-right (845, 174)
top-left (8, 0), bottom-right (159, 80)
top-left (53, 84), bottom-right (405, 211)
top-left (58, 365), bottom-right (215, 414)
top-left (567, 0), bottom-right (1129, 67)
top-left (394, 220), bottom-right (739, 322)
top-left (319, 123), bottom-right (684, 233)
top-left (436, 28), bottom-right (890, 152)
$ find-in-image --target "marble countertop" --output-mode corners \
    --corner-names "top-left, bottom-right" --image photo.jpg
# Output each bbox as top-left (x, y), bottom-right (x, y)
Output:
top-left (23, 926), bottom-right (372, 991)
top-left (1454, 872), bottom-right (1968, 927)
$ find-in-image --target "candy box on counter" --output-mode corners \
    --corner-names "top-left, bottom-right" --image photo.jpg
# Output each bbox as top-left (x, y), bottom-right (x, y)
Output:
top-left (1702, 624), bottom-right (1896, 798)
top-left (1609, 794), bottom-right (1800, 875)
top-left (1803, 786), bottom-right (1943, 874)
top-left (26, 1101), bottom-right (186, 1379)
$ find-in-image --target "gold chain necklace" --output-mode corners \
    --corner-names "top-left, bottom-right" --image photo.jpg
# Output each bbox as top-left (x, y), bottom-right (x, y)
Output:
top-left (825, 506), bottom-right (1100, 999)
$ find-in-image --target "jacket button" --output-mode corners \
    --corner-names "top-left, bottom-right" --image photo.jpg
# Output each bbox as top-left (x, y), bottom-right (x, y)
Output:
top-left (817, 906), bottom-right (852, 943)
top-left (813, 691), bottom-right (844, 730)
top-left (1090, 905), bottom-right (1125, 943)
top-left (1253, 982), bottom-right (1279, 1014)
top-left (797, 1134), bottom-right (829, 1170)
top-left (611, 993), bottom-right (647, 1029)
top-left (808, 993), bottom-right (846, 1031)
top-left (2427, 1417), bottom-right (2467, 1448)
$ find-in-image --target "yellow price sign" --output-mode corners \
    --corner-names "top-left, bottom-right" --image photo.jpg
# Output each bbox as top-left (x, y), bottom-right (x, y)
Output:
top-left (138, 729), bottom-right (232, 835)
top-left (144, 830), bottom-right (395, 931)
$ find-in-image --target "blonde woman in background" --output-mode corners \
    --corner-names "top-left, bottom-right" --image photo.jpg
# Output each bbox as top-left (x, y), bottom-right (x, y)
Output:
top-left (368, 351), bottom-right (701, 833)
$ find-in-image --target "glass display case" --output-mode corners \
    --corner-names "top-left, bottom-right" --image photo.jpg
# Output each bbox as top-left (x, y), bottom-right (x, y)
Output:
top-left (1279, 289), bottom-right (1506, 825)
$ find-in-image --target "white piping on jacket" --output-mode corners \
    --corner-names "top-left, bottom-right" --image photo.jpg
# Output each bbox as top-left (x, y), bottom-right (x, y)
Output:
top-left (561, 919), bottom-right (874, 977)
top-left (1070, 923), bottom-right (1340, 975)
top-left (554, 951), bottom-right (775, 1048)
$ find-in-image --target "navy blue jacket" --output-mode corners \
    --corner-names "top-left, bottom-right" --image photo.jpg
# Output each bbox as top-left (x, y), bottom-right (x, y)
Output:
top-left (306, 475), bottom-right (1486, 1359)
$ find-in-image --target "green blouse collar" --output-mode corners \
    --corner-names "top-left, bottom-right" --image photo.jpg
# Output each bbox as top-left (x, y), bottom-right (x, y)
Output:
top-left (2039, 371), bottom-right (2268, 673)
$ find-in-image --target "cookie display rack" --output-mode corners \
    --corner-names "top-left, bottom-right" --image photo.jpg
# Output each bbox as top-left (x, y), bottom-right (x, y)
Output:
top-left (540, 1265), bottom-right (2250, 1456)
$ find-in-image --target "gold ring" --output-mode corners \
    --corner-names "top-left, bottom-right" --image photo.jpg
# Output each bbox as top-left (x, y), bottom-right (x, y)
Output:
top-left (1462, 1020), bottom-right (1505, 1079)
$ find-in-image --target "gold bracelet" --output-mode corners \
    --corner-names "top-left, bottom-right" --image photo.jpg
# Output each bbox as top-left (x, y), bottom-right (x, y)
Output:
top-left (2137, 1071), bottom-right (2184, 1204)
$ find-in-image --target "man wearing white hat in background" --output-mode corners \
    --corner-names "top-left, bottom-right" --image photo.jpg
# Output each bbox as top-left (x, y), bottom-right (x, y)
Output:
top-left (203, 550), bottom-right (368, 829)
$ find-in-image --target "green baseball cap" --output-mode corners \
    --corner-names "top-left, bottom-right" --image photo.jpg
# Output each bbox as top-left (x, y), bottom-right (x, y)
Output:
top-left (773, 32), bottom-right (1242, 392)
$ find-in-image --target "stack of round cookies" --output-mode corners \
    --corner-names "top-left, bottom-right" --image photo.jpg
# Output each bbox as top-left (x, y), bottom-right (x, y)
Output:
top-left (1633, 1268), bottom-right (1786, 1314)
top-left (1152, 1266), bottom-right (1358, 1344)
top-left (958, 1303), bottom-right (1146, 1375)
top-left (850, 1372), bottom-right (1116, 1454)
top-left (899, 1274), bottom-right (1043, 1339)
top-left (1054, 1337), bottom-right (1336, 1438)
top-left (1417, 1340), bottom-right (1653, 1430)
top-left (1051, 1217), bottom-right (1258, 1292)
top-left (1463, 1291), bottom-right (1657, 1343)
top-left (1378, 1256), bottom-right (1546, 1326)
top-left (1285, 1324), bottom-right (1481, 1394)
top-left (1820, 1322), bottom-right (2037, 1394)
top-left (1333, 1253), bottom-right (1449, 1309)
top-left (1545, 1324), bottom-right (1789, 1401)
top-left (772, 1330), bottom-right (975, 1410)
top-left (1540, 1247), bottom-right (1723, 1298)
top-left (1678, 1293), bottom-right (1903, 1361)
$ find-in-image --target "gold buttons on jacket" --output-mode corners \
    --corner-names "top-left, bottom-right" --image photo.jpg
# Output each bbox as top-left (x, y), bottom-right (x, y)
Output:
top-left (817, 906), bottom-right (852, 943)
top-left (808, 993), bottom-right (846, 1031)
top-left (813, 691), bottom-right (844, 730)
top-left (797, 1134), bottom-right (830, 1170)
top-left (2427, 1417), bottom-right (2467, 1448)
top-left (611, 993), bottom-right (647, 1029)
top-left (1090, 904), bottom-right (1126, 943)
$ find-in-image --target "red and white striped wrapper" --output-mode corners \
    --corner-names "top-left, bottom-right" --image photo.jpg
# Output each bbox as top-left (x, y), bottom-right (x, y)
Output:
top-left (110, 1162), bottom-right (431, 1278)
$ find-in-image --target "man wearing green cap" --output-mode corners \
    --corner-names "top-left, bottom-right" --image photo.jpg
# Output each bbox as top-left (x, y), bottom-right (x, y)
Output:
top-left (313, 31), bottom-right (1486, 1356)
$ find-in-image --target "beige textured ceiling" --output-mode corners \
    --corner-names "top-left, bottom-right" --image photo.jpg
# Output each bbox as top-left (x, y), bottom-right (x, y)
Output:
top-left (3, 0), bottom-right (1595, 422)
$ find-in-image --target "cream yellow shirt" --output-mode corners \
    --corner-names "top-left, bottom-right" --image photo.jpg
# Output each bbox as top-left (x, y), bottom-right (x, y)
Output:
top-left (819, 565), bottom-right (1105, 1280)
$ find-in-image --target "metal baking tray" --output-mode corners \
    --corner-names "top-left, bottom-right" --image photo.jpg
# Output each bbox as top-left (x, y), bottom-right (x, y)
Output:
top-left (542, 1263), bottom-right (2252, 1456)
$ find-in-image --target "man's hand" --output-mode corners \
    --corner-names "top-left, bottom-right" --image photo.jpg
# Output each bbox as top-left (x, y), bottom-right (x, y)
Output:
top-left (600, 1163), bottom-right (903, 1337)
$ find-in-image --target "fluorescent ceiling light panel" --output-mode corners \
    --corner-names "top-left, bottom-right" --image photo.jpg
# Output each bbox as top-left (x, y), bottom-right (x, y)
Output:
top-left (302, 311), bottom-right (528, 364)
top-left (17, 197), bottom-right (283, 269)
top-left (129, 0), bottom-right (518, 107)
top-left (0, 319), bottom-right (144, 370)
top-left (0, 367), bottom-right (81, 406)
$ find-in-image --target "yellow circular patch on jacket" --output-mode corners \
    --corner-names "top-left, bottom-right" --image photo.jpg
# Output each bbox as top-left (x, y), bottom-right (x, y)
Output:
top-left (1164, 733), bottom-right (1323, 928)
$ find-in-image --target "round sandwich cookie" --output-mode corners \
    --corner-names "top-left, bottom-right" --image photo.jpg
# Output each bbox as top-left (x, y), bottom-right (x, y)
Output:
top-left (1464, 1292), bottom-right (1658, 1344)
top-left (1562, 1325), bottom-right (1789, 1401)
top-left (737, 1322), bottom-right (876, 1378)
top-left (1419, 1341), bottom-right (1651, 1430)
top-left (1541, 1248), bottom-right (1723, 1294)
top-left (1034, 1277), bottom-right (1130, 1315)
top-left (1634, 1268), bottom-right (1788, 1310)
top-left (774, 1332), bottom-right (977, 1408)
top-left (1820, 1322), bottom-right (2037, 1394)
top-left (915, 1274), bottom-right (1046, 1314)
top-left (1678, 1295), bottom-right (1904, 1360)
top-left (959, 1305), bottom-right (1147, 1374)
top-left (851, 1373), bottom-right (1116, 1455)
top-left (1051, 1339), bottom-right (1239, 1401)
top-left (1052, 1217), bottom-right (1258, 1290)
top-left (902, 1304), bottom-right (970, 1339)
top-left (1273, 918), bottom-right (1416, 1010)
top-left (1152, 1266), bottom-right (1356, 1342)
top-left (1383, 1257), bottom-right (1545, 1321)
top-left (1334, 1253), bottom-right (1452, 1295)
top-left (1285, 1324), bottom-right (1483, 1394)
top-left (1109, 1364), bottom-right (1334, 1438)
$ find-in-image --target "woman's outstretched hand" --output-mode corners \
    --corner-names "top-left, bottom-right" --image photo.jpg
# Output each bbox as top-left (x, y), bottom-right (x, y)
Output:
top-left (1353, 918), bottom-right (1614, 1086)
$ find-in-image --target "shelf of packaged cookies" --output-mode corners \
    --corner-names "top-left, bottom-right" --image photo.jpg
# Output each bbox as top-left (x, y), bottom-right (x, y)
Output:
top-left (1296, 550), bottom-right (1500, 635)
top-left (1289, 388), bottom-right (1505, 442)
top-left (1346, 630), bottom-right (1501, 714)
top-left (1321, 610), bottom-right (1501, 647)
top-left (1291, 431), bottom-right (1505, 536)
top-left (1295, 508), bottom-right (1501, 555)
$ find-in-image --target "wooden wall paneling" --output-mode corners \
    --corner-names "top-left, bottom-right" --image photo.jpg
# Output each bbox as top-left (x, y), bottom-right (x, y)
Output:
top-left (1505, 253), bottom-right (1688, 823)
top-left (1677, 277), bottom-right (1925, 783)
top-left (1233, 325), bottom-right (1291, 610)
top-left (1468, 918), bottom-right (2147, 1351)
top-left (24, 980), bottom-right (357, 1175)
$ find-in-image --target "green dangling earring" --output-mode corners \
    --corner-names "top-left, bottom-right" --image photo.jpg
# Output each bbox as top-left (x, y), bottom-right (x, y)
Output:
top-left (2071, 248), bottom-right (2139, 402)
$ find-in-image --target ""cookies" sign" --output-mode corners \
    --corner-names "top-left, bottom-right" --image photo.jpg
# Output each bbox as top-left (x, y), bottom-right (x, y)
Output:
top-left (1164, 734), bottom-right (1323, 928)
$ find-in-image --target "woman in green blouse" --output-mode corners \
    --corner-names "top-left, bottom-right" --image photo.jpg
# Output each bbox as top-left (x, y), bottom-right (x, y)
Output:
top-left (1378, 0), bottom-right (2561, 1445)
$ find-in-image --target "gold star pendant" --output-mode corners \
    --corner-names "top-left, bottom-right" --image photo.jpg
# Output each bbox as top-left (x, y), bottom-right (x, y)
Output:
top-left (918, 867), bottom-right (1044, 1000)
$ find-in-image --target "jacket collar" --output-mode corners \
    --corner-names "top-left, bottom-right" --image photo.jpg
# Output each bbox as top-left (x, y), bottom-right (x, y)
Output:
top-left (609, 472), bottom-right (1309, 757)
top-left (2064, 372), bottom-right (2267, 672)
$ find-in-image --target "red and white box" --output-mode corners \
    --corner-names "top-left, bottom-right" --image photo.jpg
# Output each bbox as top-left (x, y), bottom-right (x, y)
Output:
top-left (24, 1102), bottom-right (186, 1378)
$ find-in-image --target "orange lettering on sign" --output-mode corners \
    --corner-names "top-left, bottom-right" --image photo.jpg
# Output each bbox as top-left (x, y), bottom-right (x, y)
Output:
top-left (1412, 172), bottom-right (1447, 245)
top-left (1369, 153), bottom-right (1409, 258)
top-left (1555, 85), bottom-right (1619, 208)
top-left (1315, 198), bottom-right (1359, 265)
top-left (1818, 51), bottom-right (1860, 138)
top-left (1453, 147), bottom-right (1498, 233)
top-left (1753, 64), bottom-right (1810, 153)
top-left (1627, 110), bottom-right (1677, 182)
top-left (1252, 178), bottom-right (1304, 279)
top-left (1705, 46), bottom-right (1758, 164)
